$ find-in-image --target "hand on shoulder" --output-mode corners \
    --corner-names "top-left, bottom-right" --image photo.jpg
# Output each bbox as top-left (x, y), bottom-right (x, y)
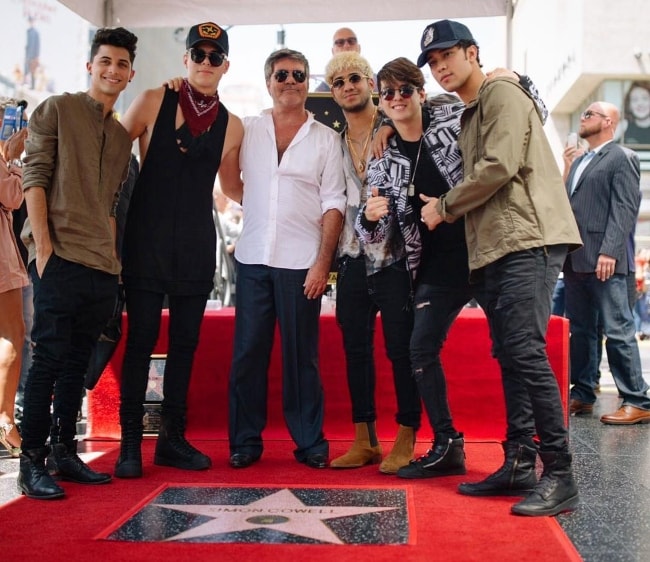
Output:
top-left (486, 68), bottom-right (518, 81)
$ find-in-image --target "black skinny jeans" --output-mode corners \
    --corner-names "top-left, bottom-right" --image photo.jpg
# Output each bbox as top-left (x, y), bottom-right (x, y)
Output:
top-left (119, 286), bottom-right (208, 424)
top-left (21, 256), bottom-right (117, 449)
top-left (335, 256), bottom-right (421, 429)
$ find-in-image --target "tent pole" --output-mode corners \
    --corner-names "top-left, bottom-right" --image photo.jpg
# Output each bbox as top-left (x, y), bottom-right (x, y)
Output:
top-left (506, 0), bottom-right (515, 68)
top-left (103, 0), bottom-right (114, 26)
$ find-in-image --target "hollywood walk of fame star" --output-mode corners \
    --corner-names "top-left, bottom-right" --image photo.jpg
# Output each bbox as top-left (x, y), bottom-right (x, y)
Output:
top-left (154, 488), bottom-right (400, 544)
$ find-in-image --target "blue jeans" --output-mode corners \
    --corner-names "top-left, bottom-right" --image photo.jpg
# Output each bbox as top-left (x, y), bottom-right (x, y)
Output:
top-left (564, 270), bottom-right (650, 408)
top-left (476, 245), bottom-right (569, 452)
top-left (335, 256), bottom-right (420, 428)
top-left (21, 256), bottom-right (117, 449)
top-left (228, 262), bottom-right (328, 462)
top-left (410, 283), bottom-right (474, 438)
top-left (119, 286), bottom-right (209, 422)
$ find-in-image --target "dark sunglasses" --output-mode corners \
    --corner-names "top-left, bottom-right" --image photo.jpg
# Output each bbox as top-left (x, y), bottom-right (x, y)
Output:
top-left (334, 37), bottom-right (358, 47)
top-left (189, 48), bottom-right (226, 67)
top-left (331, 73), bottom-right (367, 90)
top-left (273, 69), bottom-right (307, 83)
top-left (380, 85), bottom-right (417, 101)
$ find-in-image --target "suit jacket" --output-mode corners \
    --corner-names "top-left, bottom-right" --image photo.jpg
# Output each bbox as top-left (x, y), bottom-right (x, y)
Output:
top-left (565, 142), bottom-right (640, 274)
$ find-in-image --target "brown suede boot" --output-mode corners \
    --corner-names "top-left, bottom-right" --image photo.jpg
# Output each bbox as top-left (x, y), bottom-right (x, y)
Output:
top-left (379, 424), bottom-right (415, 474)
top-left (330, 422), bottom-right (383, 468)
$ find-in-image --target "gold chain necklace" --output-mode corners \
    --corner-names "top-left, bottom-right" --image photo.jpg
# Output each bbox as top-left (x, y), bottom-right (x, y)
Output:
top-left (345, 107), bottom-right (377, 174)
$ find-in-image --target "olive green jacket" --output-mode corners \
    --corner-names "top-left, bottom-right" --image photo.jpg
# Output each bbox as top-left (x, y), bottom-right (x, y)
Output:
top-left (437, 77), bottom-right (582, 273)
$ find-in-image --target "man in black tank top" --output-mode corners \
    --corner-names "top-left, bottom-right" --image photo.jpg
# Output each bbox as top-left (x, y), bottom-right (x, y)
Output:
top-left (114, 22), bottom-right (244, 479)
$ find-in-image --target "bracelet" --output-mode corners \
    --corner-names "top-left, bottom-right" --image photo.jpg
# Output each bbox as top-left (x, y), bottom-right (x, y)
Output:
top-left (10, 159), bottom-right (23, 168)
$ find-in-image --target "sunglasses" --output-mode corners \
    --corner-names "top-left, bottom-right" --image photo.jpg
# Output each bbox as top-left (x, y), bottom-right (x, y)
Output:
top-left (189, 48), bottom-right (226, 67)
top-left (379, 85), bottom-right (417, 101)
top-left (273, 69), bottom-right (307, 83)
top-left (334, 37), bottom-right (358, 47)
top-left (581, 109), bottom-right (608, 120)
top-left (331, 73), bottom-right (367, 90)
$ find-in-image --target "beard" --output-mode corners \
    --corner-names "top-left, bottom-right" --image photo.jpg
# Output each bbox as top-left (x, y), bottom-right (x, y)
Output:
top-left (340, 94), bottom-right (373, 114)
top-left (579, 122), bottom-right (601, 139)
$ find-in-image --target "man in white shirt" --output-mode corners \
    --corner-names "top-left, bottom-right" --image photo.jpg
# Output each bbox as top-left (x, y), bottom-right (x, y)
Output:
top-left (222, 49), bottom-right (346, 470)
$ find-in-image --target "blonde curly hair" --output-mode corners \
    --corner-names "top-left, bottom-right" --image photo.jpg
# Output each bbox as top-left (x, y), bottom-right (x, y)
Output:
top-left (324, 52), bottom-right (373, 87)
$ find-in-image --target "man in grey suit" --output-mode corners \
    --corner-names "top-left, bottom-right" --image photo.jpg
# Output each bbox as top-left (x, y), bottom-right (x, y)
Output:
top-left (564, 101), bottom-right (650, 424)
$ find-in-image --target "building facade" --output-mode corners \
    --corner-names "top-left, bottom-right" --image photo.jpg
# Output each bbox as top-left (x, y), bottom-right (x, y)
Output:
top-left (511, 0), bottom-right (650, 241)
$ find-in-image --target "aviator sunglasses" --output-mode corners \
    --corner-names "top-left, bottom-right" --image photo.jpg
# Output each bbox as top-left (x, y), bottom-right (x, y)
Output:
top-left (581, 109), bottom-right (608, 120)
top-left (273, 69), bottom-right (307, 83)
top-left (380, 85), bottom-right (417, 101)
top-left (331, 73), bottom-right (367, 90)
top-left (189, 48), bottom-right (226, 67)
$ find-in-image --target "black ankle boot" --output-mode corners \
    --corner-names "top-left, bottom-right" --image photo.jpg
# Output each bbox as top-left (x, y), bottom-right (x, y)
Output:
top-left (48, 440), bottom-right (112, 484)
top-left (154, 415), bottom-right (211, 470)
top-left (511, 451), bottom-right (579, 516)
top-left (458, 440), bottom-right (538, 496)
top-left (115, 419), bottom-right (143, 479)
top-left (397, 433), bottom-right (466, 479)
top-left (18, 447), bottom-right (65, 500)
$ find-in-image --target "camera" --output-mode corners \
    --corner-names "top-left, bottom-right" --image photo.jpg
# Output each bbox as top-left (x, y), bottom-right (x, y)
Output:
top-left (0, 100), bottom-right (28, 141)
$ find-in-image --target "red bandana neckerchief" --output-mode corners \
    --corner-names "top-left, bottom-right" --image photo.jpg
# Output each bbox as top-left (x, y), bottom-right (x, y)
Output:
top-left (178, 78), bottom-right (219, 137)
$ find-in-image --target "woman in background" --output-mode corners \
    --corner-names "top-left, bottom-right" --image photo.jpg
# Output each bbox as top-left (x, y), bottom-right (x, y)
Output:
top-left (0, 99), bottom-right (28, 457)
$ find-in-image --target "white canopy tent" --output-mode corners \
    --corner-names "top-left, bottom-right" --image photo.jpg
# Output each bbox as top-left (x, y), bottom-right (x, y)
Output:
top-left (57, 0), bottom-right (512, 28)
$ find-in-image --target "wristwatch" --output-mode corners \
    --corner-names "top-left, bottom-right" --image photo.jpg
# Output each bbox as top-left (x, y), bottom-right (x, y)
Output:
top-left (7, 159), bottom-right (23, 174)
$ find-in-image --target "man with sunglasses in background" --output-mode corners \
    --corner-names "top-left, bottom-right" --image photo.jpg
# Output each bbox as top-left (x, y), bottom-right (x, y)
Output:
top-left (563, 102), bottom-right (650, 425)
top-left (222, 49), bottom-right (345, 470)
top-left (416, 19), bottom-right (582, 517)
top-left (113, 22), bottom-right (243, 479)
top-left (323, 53), bottom-right (421, 473)
top-left (331, 27), bottom-right (361, 54)
top-left (316, 27), bottom-right (365, 92)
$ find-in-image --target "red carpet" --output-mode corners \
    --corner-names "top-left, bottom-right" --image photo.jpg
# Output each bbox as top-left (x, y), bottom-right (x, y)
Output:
top-left (0, 440), bottom-right (580, 561)
top-left (86, 308), bottom-right (570, 442)
top-left (4, 310), bottom-right (577, 559)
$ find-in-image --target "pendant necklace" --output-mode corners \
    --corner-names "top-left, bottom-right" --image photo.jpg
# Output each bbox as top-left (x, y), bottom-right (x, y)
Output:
top-left (346, 107), bottom-right (377, 174)
top-left (407, 136), bottom-right (424, 197)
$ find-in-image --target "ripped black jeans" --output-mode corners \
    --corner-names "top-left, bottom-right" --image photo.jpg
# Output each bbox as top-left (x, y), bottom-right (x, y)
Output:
top-left (410, 282), bottom-right (474, 439)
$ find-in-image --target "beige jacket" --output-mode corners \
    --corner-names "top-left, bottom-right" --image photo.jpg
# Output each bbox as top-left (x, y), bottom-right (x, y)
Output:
top-left (437, 77), bottom-right (582, 273)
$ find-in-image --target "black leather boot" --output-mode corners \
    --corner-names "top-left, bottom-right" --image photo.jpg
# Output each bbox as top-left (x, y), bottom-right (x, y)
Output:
top-left (115, 419), bottom-right (144, 479)
top-left (397, 433), bottom-right (466, 478)
top-left (48, 440), bottom-right (112, 484)
top-left (458, 440), bottom-right (538, 496)
top-left (18, 447), bottom-right (65, 500)
top-left (154, 415), bottom-right (211, 470)
top-left (511, 451), bottom-right (579, 516)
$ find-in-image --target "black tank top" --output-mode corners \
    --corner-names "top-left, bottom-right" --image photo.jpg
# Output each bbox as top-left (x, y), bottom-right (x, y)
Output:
top-left (122, 87), bottom-right (229, 295)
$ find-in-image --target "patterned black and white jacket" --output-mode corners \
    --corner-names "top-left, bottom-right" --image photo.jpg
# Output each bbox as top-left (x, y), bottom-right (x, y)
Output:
top-left (355, 95), bottom-right (464, 281)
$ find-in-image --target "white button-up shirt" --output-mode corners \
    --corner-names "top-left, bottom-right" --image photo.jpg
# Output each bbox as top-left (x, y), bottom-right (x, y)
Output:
top-left (235, 109), bottom-right (346, 269)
